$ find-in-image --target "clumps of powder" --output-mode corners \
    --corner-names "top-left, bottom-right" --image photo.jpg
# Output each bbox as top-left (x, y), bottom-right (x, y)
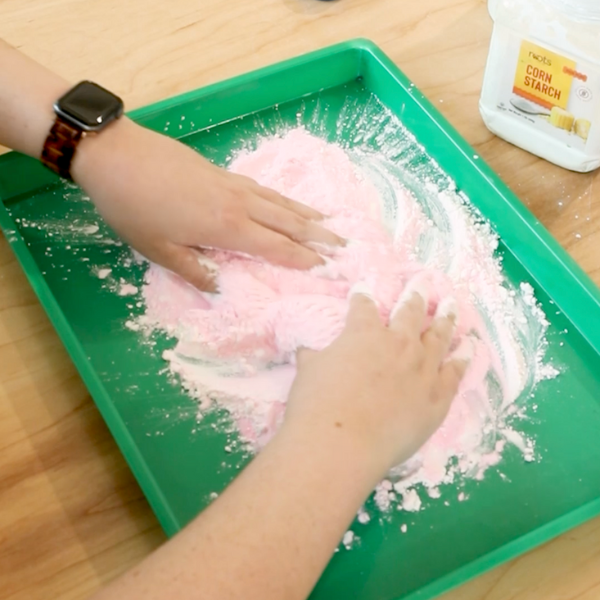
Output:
top-left (520, 282), bottom-right (560, 383)
top-left (118, 281), bottom-right (138, 296)
top-left (80, 224), bottom-right (99, 235)
top-left (374, 480), bottom-right (395, 512)
top-left (398, 489), bottom-right (422, 513)
top-left (357, 509), bottom-right (371, 524)
top-left (342, 531), bottom-right (356, 549)
top-left (502, 429), bottom-right (535, 463)
top-left (125, 319), bottom-right (141, 331)
top-left (138, 128), bottom-right (558, 516)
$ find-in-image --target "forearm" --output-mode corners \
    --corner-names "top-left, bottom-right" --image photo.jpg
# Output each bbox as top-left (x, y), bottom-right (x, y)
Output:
top-left (91, 425), bottom-right (381, 600)
top-left (0, 38), bottom-right (135, 190)
top-left (0, 38), bottom-right (70, 157)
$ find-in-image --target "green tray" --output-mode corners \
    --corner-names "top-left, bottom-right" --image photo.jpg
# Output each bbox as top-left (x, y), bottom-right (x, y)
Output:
top-left (2, 40), bottom-right (600, 600)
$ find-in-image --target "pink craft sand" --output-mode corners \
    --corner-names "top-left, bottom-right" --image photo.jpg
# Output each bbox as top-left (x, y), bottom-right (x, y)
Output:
top-left (141, 129), bottom-right (551, 506)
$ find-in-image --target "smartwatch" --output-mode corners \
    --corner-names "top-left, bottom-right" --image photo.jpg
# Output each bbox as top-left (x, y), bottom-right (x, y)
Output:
top-left (41, 81), bottom-right (124, 180)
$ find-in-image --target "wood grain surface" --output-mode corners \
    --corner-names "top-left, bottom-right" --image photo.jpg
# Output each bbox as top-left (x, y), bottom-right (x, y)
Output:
top-left (1, 1), bottom-right (599, 598)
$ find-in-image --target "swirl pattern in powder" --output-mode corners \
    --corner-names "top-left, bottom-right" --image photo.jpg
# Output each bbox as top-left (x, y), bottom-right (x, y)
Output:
top-left (140, 129), bottom-right (557, 511)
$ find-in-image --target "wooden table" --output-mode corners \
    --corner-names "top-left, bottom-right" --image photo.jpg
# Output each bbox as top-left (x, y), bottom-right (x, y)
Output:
top-left (1, 1), bottom-right (599, 598)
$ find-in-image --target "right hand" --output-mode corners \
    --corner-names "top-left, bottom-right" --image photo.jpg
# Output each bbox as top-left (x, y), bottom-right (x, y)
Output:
top-left (281, 282), bottom-right (472, 479)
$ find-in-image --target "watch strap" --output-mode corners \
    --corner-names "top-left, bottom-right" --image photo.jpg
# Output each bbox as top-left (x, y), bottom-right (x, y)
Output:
top-left (41, 117), bottom-right (83, 180)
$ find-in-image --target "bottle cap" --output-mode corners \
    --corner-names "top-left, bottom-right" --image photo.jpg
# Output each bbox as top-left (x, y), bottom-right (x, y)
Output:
top-left (545, 0), bottom-right (600, 20)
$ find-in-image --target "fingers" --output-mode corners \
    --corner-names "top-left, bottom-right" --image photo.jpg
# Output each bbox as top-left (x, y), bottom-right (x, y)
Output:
top-left (389, 277), bottom-right (430, 338)
top-left (432, 337), bottom-right (474, 404)
top-left (230, 172), bottom-right (325, 221)
top-left (160, 244), bottom-right (218, 292)
top-left (345, 285), bottom-right (382, 330)
top-left (421, 297), bottom-right (458, 373)
top-left (255, 184), bottom-right (325, 222)
top-left (222, 173), bottom-right (343, 266)
top-left (248, 195), bottom-right (344, 248)
top-left (239, 221), bottom-right (325, 270)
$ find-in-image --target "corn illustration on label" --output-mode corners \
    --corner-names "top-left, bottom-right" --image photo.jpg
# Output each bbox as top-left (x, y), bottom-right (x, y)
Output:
top-left (574, 119), bottom-right (591, 141)
top-left (513, 41), bottom-right (577, 110)
top-left (550, 107), bottom-right (575, 131)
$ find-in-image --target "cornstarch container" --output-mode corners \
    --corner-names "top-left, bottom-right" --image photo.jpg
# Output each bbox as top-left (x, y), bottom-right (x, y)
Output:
top-left (488, 0), bottom-right (499, 19)
top-left (480, 0), bottom-right (600, 171)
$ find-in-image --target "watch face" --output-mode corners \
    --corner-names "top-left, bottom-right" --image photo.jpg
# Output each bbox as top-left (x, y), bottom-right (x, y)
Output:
top-left (55, 81), bottom-right (124, 132)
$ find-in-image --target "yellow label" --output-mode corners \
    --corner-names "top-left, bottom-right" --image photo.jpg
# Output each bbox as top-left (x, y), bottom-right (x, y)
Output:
top-left (513, 40), bottom-right (576, 110)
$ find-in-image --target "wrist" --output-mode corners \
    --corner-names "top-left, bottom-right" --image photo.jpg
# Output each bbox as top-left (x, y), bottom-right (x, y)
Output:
top-left (70, 116), bottom-right (138, 186)
top-left (36, 79), bottom-right (127, 181)
top-left (274, 418), bottom-right (389, 495)
top-left (31, 82), bottom-right (71, 158)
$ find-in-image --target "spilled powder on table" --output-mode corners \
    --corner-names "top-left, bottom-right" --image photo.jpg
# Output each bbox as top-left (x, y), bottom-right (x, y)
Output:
top-left (135, 128), bottom-right (557, 515)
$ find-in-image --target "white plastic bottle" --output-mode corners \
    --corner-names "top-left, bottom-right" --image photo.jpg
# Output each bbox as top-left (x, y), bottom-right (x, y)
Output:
top-left (480, 0), bottom-right (600, 172)
top-left (488, 0), bottom-right (499, 19)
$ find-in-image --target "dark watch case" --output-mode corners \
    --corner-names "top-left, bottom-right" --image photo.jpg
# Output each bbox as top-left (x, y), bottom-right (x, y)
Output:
top-left (54, 81), bottom-right (124, 132)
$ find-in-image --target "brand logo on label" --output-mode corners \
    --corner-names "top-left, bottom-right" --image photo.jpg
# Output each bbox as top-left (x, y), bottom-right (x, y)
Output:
top-left (529, 51), bottom-right (552, 66)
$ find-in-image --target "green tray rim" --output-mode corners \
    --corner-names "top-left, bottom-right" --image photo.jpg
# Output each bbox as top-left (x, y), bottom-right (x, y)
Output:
top-left (1, 38), bottom-right (600, 600)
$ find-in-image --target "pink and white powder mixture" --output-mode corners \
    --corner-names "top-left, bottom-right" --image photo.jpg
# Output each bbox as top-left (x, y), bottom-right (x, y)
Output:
top-left (138, 128), bottom-right (556, 511)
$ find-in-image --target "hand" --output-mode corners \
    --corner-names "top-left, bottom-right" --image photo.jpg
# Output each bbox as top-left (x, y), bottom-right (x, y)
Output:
top-left (87, 284), bottom-right (470, 600)
top-left (281, 281), bottom-right (472, 480)
top-left (72, 118), bottom-right (344, 291)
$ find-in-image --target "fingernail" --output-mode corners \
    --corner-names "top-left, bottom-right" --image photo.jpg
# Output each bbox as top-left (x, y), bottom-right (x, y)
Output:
top-left (311, 209), bottom-right (329, 220)
top-left (183, 276), bottom-right (219, 296)
top-left (197, 254), bottom-right (219, 274)
top-left (203, 279), bottom-right (219, 294)
top-left (191, 274), bottom-right (219, 295)
top-left (311, 255), bottom-right (347, 281)
top-left (435, 297), bottom-right (458, 321)
top-left (391, 277), bottom-right (430, 319)
top-left (349, 282), bottom-right (376, 302)
top-left (401, 277), bottom-right (430, 306)
top-left (306, 241), bottom-right (343, 256)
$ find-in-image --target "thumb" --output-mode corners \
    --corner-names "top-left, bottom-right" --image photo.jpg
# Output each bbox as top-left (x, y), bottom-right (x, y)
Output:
top-left (160, 244), bottom-right (219, 292)
top-left (296, 346), bottom-right (318, 369)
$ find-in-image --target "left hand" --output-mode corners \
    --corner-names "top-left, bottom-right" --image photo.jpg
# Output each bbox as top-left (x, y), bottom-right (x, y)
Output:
top-left (72, 118), bottom-right (344, 291)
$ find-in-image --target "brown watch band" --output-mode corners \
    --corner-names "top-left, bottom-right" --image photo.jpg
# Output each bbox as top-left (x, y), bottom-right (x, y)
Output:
top-left (41, 118), bottom-right (83, 180)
